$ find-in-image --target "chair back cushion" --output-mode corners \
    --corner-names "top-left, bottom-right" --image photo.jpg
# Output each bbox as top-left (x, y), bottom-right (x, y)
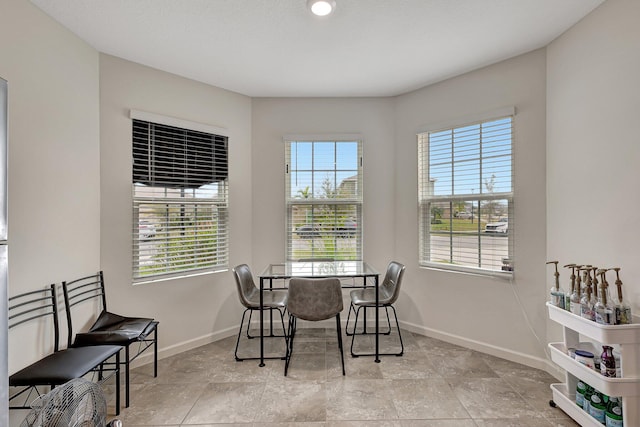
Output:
top-left (72, 310), bottom-right (156, 345)
top-left (380, 261), bottom-right (405, 305)
top-left (233, 264), bottom-right (259, 309)
top-left (287, 277), bottom-right (343, 321)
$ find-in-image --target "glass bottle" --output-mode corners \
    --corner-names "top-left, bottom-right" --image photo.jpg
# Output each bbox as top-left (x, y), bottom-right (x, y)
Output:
top-left (581, 268), bottom-right (596, 321)
top-left (547, 261), bottom-right (565, 309)
top-left (591, 266), bottom-right (600, 312)
top-left (595, 269), bottom-right (615, 325)
top-left (576, 379), bottom-right (587, 408)
top-left (588, 388), bottom-right (607, 424)
top-left (565, 264), bottom-right (582, 315)
top-left (583, 383), bottom-right (594, 413)
top-left (605, 396), bottom-right (623, 427)
top-left (601, 345), bottom-right (616, 378)
top-left (612, 267), bottom-right (632, 325)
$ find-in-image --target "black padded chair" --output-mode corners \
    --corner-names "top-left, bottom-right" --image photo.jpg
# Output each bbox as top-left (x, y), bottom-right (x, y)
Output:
top-left (285, 277), bottom-right (345, 376)
top-left (8, 284), bottom-right (122, 415)
top-left (345, 260), bottom-right (405, 357)
top-left (233, 264), bottom-right (288, 361)
top-left (62, 271), bottom-right (158, 408)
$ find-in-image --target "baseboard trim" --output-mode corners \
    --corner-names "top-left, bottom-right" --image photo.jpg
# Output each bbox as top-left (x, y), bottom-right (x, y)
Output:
top-left (399, 320), bottom-right (564, 381)
top-left (129, 326), bottom-right (237, 369)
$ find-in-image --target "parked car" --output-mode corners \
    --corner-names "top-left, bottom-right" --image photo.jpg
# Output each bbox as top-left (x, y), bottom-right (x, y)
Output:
top-left (296, 224), bottom-right (320, 238)
top-left (335, 219), bottom-right (357, 238)
top-left (139, 220), bottom-right (156, 239)
top-left (455, 211), bottom-right (472, 219)
top-left (485, 218), bottom-right (508, 233)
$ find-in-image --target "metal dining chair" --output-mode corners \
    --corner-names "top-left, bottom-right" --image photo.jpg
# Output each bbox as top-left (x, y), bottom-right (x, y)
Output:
top-left (285, 277), bottom-right (345, 376)
top-left (345, 261), bottom-right (405, 357)
top-left (233, 264), bottom-right (288, 361)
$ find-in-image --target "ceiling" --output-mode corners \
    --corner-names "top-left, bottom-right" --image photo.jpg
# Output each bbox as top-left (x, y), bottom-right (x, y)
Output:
top-left (31, 0), bottom-right (605, 98)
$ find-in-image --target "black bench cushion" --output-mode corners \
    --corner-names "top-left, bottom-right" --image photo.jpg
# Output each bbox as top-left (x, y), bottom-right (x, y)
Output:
top-left (10, 345), bottom-right (121, 386)
top-left (73, 310), bottom-right (157, 345)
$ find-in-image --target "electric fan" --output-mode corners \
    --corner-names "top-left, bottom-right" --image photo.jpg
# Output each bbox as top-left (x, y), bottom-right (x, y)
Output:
top-left (20, 378), bottom-right (108, 427)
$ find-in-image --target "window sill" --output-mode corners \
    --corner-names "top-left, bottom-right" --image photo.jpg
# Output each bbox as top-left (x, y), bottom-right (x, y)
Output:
top-left (133, 267), bottom-right (228, 286)
top-left (419, 263), bottom-right (513, 281)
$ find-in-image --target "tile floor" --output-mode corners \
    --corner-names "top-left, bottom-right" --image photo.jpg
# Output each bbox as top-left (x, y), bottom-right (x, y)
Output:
top-left (115, 326), bottom-right (579, 426)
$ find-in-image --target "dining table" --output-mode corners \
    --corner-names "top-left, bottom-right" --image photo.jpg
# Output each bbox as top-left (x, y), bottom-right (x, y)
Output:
top-left (258, 260), bottom-right (380, 367)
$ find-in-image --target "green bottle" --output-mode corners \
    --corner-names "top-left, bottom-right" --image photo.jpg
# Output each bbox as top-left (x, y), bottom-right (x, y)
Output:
top-left (588, 389), bottom-right (607, 424)
top-left (583, 384), bottom-right (593, 413)
top-left (575, 380), bottom-right (587, 408)
top-left (605, 396), bottom-right (623, 427)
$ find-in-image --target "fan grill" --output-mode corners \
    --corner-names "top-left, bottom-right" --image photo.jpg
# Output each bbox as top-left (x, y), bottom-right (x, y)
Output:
top-left (21, 378), bottom-right (107, 427)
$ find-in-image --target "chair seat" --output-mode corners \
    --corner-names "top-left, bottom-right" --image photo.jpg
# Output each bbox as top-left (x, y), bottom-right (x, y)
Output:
top-left (350, 287), bottom-right (393, 306)
top-left (73, 311), bottom-right (157, 345)
top-left (10, 345), bottom-right (122, 386)
top-left (245, 289), bottom-right (288, 310)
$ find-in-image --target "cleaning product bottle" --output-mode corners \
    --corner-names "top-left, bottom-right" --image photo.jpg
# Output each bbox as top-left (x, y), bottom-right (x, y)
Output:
top-left (612, 267), bottom-right (632, 325)
top-left (547, 261), bottom-right (565, 309)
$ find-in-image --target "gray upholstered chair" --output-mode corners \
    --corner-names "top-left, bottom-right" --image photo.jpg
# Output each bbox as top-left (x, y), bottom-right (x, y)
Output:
top-left (233, 264), bottom-right (288, 361)
top-left (285, 277), bottom-right (345, 376)
top-left (345, 261), bottom-right (405, 357)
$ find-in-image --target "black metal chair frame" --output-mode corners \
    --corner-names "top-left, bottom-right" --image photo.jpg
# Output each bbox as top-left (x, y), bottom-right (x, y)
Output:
top-left (8, 284), bottom-right (121, 415)
top-left (233, 264), bottom-right (288, 362)
top-left (345, 262), bottom-right (405, 358)
top-left (234, 305), bottom-right (288, 361)
top-left (62, 271), bottom-right (158, 408)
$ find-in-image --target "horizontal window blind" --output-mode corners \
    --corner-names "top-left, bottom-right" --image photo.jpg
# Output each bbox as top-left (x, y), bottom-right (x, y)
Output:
top-left (418, 116), bottom-right (514, 274)
top-left (132, 118), bottom-right (229, 282)
top-left (285, 140), bottom-right (363, 261)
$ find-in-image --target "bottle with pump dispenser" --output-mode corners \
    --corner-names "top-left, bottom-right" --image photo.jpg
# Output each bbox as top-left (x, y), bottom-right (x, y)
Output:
top-left (547, 261), bottom-right (565, 309)
top-left (580, 267), bottom-right (596, 321)
top-left (612, 267), bottom-right (632, 325)
top-left (595, 269), bottom-right (615, 325)
top-left (565, 264), bottom-right (582, 315)
top-left (591, 266), bottom-right (600, 308)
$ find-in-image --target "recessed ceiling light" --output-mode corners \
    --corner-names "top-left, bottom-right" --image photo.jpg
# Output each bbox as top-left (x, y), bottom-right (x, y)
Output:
top-left (307, 0), bottom-right (336, 17)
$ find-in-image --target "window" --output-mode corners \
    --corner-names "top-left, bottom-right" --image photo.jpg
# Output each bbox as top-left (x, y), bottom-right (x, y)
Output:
top-left (285, 138), bottom-right (362, 261)
top-left (132, 111), bottom-right (228, 282)
top-left (418, 112), bottom-right (513, 275)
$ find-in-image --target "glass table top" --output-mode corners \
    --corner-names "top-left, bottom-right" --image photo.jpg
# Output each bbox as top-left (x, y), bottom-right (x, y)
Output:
top-left (259, 261), bottom-right (378, 279)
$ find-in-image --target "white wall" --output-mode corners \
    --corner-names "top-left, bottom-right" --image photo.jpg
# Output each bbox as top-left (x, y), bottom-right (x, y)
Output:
top-left (0, 0), bottom-right (101, 371)
top-left (0, 1), bottom-right (101, 424)
top-left (99, 55), bottom-right (253, 357)
top-left (547, 0), bottom-right (640, 329)
top-left (395, 50), bottom-right (549, 367)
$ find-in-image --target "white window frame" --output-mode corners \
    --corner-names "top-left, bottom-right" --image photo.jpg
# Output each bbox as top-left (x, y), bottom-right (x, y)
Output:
top-left (131, 110), bottom-right (229, 283)
top-left (285, 135), bottom-right (363, 261)
top-left (418, 107), bottom-right (515, 277)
